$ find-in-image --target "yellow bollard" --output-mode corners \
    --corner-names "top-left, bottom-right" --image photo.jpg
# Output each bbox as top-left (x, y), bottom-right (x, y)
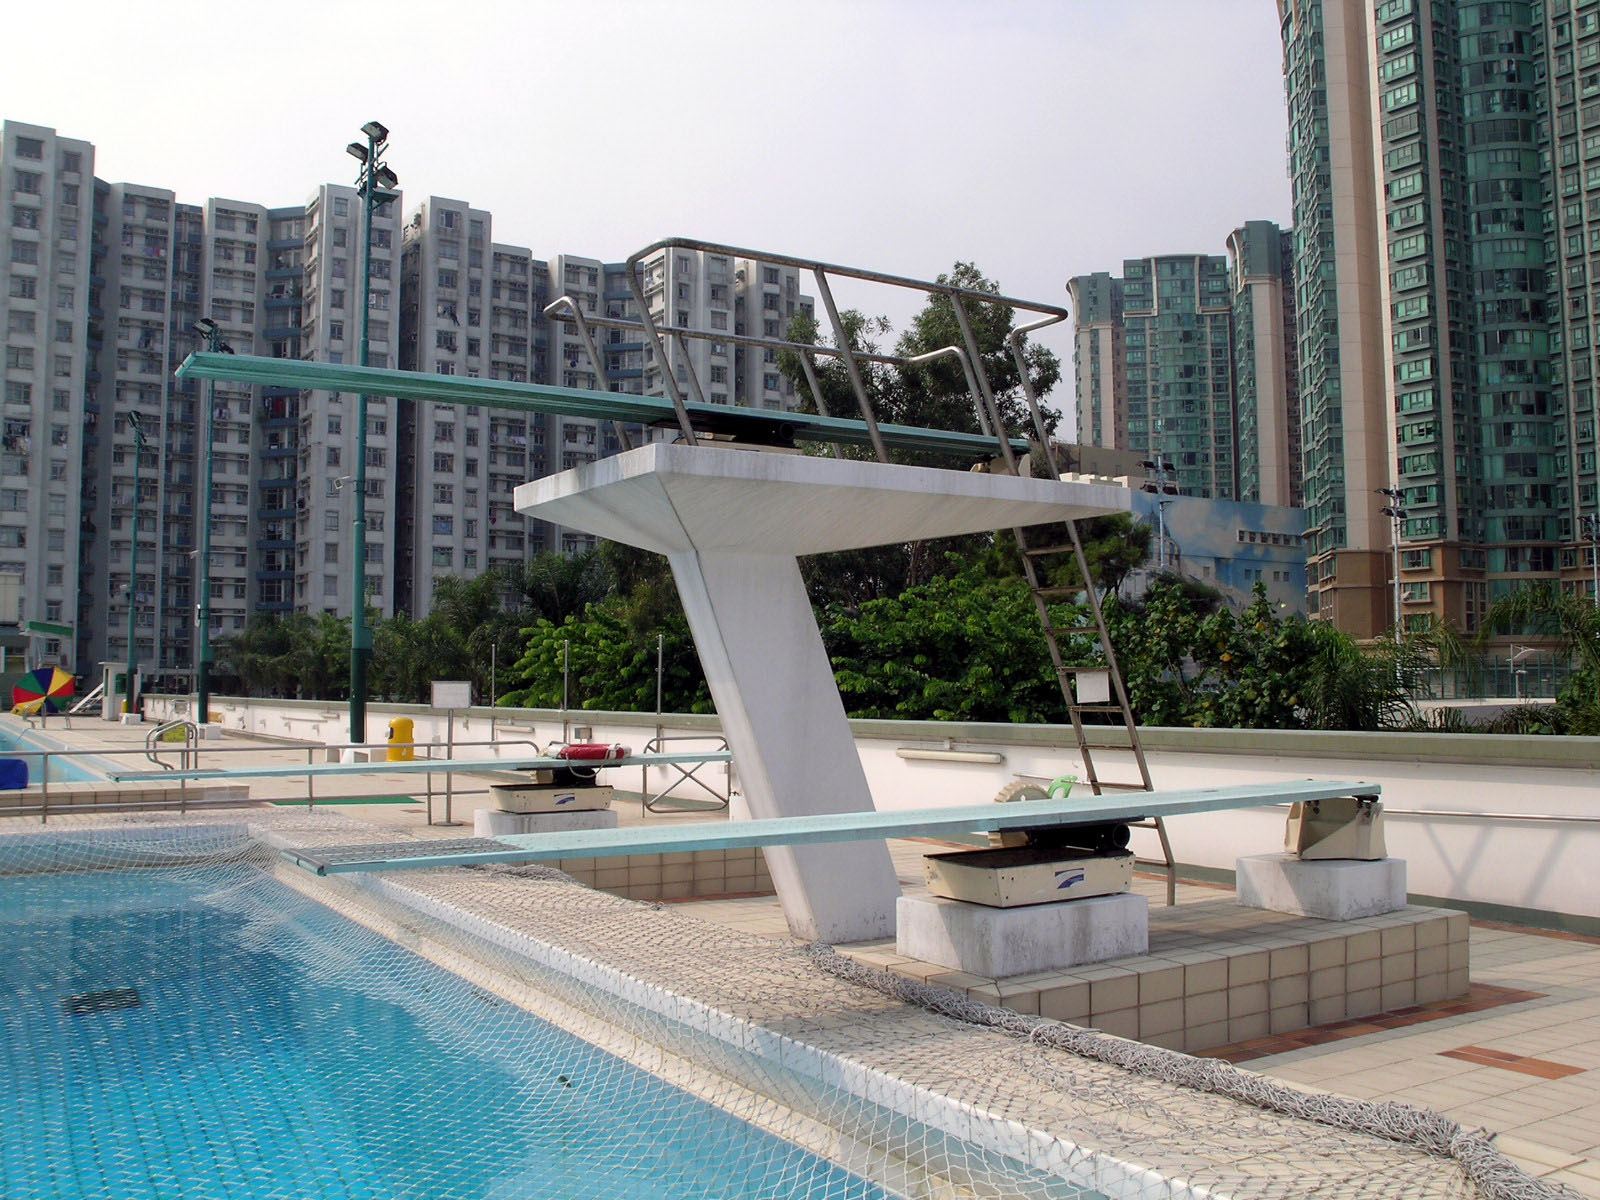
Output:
top-left (386, 717), bottom-right (415, 762)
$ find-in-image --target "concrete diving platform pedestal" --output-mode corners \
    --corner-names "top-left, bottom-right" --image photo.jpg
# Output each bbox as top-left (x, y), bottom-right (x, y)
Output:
top-left (515, 442), bottom-right (1129, 943)
top-left (897, 892), bottom-right (1149, 978)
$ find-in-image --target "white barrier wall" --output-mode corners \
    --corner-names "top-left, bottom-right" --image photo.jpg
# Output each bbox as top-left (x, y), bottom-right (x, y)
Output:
top-left (144, 695), bottom-right (1600, 926)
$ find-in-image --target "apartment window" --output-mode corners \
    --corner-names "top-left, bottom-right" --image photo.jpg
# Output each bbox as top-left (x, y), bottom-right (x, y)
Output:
top-left (324, 511), bottom-right (339, 531)
top-left (9, 277), bottom-right (35, 299)
top-left (438, 270), bottom-right (457, 290)
top-left (433, 483), bottom-right (453, 503)
top-left (10, 242), bottom-right (38, 265)
top-left (433, 515), bottom-right (453, 535)
top-left (333, 198), bottom-right (349, 217)
top-left (12, 206), bottom-right (38, 230)
top-left (433, 452), bottom-right (454, 472)
top-left (432, 547), bottom-right (452, 567)
top-left (329, 320), bottom-right (344, 341)
top-left (13, 171), bottom-right (41, 194)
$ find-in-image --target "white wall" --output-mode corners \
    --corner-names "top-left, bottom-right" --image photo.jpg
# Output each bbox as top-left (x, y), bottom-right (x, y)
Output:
top-left (144, 695), bottom-right (1600, 924)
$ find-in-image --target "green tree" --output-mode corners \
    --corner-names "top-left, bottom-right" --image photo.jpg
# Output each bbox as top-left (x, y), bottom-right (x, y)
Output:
top-left (1104, 579), bottom-right (1419, 731)
top-left (823, 562), bottom-right (1064, 722)
top-left (1484, 583), bottom-right (1600, 734)
top-left (892, 262), bottom-right (1062, 444)
top-left (520, 550), bottom-right (609, 625)
top-left (498, 601), bottom-right (710, 714)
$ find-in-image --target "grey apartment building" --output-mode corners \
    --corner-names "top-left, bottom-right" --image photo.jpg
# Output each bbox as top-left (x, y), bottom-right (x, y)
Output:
top-left (0, 120), bottom-right (811, 686)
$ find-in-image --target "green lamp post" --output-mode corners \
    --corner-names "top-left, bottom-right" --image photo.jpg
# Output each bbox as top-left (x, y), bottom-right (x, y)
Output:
top-left (191, 317), bottom-right (232, 723)
top-left (125, 410), bottom-right (147, 715)
top-left (343, 120), bottom-right (399, 744)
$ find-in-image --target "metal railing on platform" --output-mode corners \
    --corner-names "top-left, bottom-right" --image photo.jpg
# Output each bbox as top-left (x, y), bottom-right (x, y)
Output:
top-left (0, 736), bottom-right (737, 826)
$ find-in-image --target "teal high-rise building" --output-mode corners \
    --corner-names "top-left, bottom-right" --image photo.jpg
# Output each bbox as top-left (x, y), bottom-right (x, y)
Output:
top-left (1068, 227), bottom-right (1300, 507)
top-left (1069, 254), bottom-right (1237, 499)
top-left (1280, 0), bottom-right (1599, 639)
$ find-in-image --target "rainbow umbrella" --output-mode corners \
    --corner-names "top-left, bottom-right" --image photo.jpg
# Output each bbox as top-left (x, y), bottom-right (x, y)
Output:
top-left (12, 667), bottom-right (75, 715)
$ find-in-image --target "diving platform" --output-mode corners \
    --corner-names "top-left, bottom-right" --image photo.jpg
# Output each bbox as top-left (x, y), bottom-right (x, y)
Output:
top-left (279, 781), bottom-right (1377, 876)
top-left (172, 352), bottom-right (1028, 459)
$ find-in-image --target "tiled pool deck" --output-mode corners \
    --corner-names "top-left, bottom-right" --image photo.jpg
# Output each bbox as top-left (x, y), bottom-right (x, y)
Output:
top-left (6, 718), bottom-right (1598, 1196)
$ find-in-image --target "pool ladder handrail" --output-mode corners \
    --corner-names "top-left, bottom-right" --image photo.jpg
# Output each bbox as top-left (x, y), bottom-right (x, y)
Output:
top-left (146, 719), bottom-right (199, 771)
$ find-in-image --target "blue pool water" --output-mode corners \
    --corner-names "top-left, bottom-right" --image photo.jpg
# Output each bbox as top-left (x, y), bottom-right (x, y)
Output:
top-left (1, 867), bottom-right (895, 1200)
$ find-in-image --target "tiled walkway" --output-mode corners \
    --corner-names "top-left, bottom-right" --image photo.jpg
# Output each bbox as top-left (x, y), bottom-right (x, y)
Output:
top-left (690, 866), bottom-right (1600, 1197)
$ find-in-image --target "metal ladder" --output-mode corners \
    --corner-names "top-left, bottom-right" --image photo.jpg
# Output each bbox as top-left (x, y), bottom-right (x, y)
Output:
top-left (997, 333), bottom-right (1177, 906)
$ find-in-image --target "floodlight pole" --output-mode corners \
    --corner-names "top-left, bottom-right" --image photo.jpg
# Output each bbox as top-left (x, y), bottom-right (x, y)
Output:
top-left (1378, 488), bottom-right (1407, 649)
top-left (348, 121), bottom-right (396, 745)
top-left (125, 412), bottom-right (147, 715)
top-left (1582, 512), bottom-right (1600, 609)
top-left (194, 319), bottom-right (229, 724)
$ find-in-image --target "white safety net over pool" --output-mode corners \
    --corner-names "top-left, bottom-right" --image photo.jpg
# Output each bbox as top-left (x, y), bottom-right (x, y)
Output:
top-left (0, 811), bottom-right (1580, 1200)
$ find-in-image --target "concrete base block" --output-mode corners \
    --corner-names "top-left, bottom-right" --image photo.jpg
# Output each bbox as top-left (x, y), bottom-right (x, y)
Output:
top-left (896, 892), bottom-right (1148, 979)
top-left (1236, 853), bottom-right (1407, 920)
top-left (475, 808), bottom-right (620, 838)
top-left (119, 713), bottom-right (143, 725)
top-left (198, 722), bottom-right (225, 740)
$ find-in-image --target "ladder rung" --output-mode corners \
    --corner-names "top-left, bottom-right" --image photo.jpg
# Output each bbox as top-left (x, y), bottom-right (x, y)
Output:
top-left (1048, 626), bottom-right (1103, 637)
top-left (1023, 543), bottom-right (1078, 558)
top-left (1071, 703), bottom-right (1129, 714)
top-left (1088, 782), bottom-right (1155, 793)
top-left (1034, 587), bottom-right (1083, 602)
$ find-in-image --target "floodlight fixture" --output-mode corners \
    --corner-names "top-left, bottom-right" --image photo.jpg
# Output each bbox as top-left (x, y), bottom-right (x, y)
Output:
top-left (374, 165), bottom-right (399, 191)
top-left (193, 317), bottom-right (217, 336)
top-left (346, 142), bottom-right (369, 164)
top-left (360, 120), bottom-right (388, 143)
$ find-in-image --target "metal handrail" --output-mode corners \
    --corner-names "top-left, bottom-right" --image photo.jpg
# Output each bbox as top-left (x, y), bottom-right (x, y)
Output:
top-left (146, 719), bottom-right (198, 771)
top-left (640, 735), bottom-right (731, 813)
top-left (0, 736), bottom-right (547, 824)
top-left (614, 236), bottom-right (1067, 461)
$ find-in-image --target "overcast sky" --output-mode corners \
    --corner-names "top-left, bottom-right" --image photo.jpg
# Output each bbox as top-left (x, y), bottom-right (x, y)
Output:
top-left (8, 0), bottom-right (1290, 398)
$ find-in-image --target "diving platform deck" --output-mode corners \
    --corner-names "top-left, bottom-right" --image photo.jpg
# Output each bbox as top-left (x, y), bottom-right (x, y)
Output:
top-left (280, 780), bottom-right (1375, 875)
top-left (174, 352), bottom-right (1028, 458)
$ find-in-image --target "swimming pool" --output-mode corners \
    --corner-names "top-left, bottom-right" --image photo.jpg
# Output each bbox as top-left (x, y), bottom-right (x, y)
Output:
top-left (0, 727), bottom-right (104, 784)
top-left (0, 864), bottom-right (896, 1200)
